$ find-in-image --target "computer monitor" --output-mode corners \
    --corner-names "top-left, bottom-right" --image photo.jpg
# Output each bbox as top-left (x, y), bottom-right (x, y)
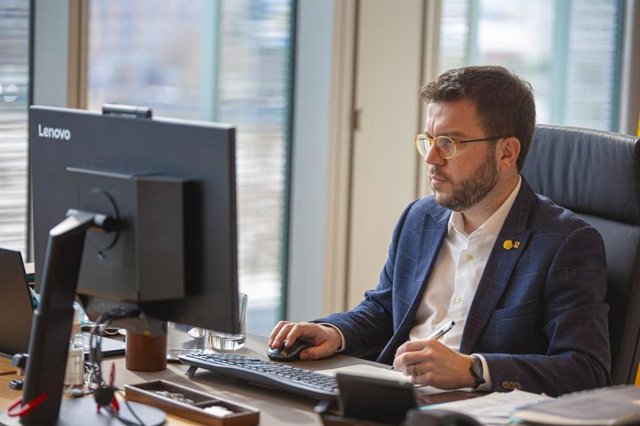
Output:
top-left (22, 105), bottom-right (240, 424)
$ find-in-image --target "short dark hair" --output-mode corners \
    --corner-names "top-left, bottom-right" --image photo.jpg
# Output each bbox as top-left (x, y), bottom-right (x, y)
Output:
top-left (420, 66), bottom-right (536, 170)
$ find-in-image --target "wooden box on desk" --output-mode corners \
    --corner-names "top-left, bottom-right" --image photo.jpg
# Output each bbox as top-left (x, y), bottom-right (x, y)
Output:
top-left (125, 380), bottom-right (259, 426)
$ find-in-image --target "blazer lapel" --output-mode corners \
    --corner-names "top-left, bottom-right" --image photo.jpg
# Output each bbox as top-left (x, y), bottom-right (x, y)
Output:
top-left (402, 208), bottom-right (450, 326)
top-left (377, 206), bottom-right (449, 364)
top-left (460, 180), bottom-right (536, 354)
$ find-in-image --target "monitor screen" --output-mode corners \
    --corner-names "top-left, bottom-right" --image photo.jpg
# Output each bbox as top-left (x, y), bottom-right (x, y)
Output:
top-left (29, 105), bottom-right (239, 332)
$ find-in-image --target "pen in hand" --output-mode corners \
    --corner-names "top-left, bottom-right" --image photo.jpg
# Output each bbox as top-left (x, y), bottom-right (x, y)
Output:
top-left (427, 320), bottom-right (455, 341)
top-left (391, 320), bottom-right (455, 370)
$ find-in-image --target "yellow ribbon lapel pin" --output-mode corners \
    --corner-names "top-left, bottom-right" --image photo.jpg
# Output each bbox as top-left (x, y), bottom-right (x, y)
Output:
top-left (503, 239), bottom-right (521, 250)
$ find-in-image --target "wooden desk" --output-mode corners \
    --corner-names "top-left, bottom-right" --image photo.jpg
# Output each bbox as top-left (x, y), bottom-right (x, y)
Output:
top-left (0, 334), bottom-right (396, 425)
top-left (0, 362), bottom-right (19, 410)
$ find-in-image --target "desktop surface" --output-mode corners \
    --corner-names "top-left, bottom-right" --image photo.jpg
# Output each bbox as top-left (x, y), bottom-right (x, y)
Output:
top-left (0, 334), bottom-right (354, 425)
top-left (0, 334), bottom-right (478, 425)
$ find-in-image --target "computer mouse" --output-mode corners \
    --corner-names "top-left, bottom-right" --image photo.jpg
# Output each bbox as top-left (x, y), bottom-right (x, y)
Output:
top-left (267, 338), bottom-right (312, 361)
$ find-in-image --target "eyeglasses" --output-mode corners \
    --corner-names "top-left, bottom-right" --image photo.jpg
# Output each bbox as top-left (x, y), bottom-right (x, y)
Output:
top-left (415, 133), bottom-right (504, 159)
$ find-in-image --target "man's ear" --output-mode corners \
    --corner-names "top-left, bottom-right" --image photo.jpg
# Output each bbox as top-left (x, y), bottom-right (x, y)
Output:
top-left (496, 136), bottom-right (521, 170)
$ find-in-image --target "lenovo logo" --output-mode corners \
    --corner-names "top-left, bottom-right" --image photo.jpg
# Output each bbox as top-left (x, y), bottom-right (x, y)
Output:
top-left (38, 124), bottom-right (71, 140)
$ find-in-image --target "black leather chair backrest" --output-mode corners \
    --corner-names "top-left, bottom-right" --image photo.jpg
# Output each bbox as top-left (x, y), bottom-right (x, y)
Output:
top-left (521, 124), bottom-right (640, 384)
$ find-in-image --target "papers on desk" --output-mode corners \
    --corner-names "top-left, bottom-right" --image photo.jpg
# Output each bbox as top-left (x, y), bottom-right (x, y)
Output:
top-left (423, 389), bottom-right (552, 426)
top-left (317, 363), bottom-right (413, 383)
top-left (427, 385), bottom-right (640, 425)
top-left (511, 385), bottom-right (640, 425)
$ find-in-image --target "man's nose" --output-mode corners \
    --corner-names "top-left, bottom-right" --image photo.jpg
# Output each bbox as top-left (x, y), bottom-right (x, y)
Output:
top-left (425, 143), bottom-right (444, 166)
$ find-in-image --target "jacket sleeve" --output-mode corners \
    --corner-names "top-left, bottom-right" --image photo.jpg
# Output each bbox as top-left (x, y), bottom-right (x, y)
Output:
top-left (314, 200), bottom-right (419, 359)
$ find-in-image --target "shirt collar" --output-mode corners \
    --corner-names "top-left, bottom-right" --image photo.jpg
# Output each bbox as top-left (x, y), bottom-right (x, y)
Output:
top-left (448, 176), bottom-right (522, 238)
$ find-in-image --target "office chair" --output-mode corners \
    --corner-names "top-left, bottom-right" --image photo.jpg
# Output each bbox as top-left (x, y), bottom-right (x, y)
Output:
top-left (521, 124), bottom-right (640, 385)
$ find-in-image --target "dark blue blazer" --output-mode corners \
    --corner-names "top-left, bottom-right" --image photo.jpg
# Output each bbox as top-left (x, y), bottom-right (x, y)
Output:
top-left (318, 178), bottom-right (611, 396)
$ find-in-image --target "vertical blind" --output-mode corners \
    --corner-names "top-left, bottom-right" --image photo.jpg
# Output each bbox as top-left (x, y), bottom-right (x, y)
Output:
top-left (563, 0), bottom-right (621, 130)
top-left (438, 0), bottom-right (622, 132)
top-left (0, 0), bottom-right (29, 256)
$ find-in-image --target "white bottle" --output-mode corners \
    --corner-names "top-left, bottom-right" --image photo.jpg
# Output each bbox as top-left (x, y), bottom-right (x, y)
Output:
top-left (64, 306), bottom-right (85, 391)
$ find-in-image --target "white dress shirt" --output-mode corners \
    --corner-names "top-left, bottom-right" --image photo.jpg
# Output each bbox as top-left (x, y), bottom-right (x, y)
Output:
top-left (408, 177), bottom-right (522, 388)
top-left (327, 177), bottom-right (522, 389)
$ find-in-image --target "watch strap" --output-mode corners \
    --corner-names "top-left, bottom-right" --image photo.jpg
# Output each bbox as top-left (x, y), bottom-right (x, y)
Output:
top-left (470, 354), bottom-right (486, 388)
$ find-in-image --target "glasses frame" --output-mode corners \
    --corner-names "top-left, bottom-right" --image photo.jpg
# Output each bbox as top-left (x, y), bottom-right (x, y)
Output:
top-left (415, 133), bottom-right (504, 159)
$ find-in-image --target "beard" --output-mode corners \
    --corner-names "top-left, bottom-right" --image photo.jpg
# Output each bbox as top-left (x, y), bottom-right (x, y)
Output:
top-left (430, 148), bottom-right (498, 211)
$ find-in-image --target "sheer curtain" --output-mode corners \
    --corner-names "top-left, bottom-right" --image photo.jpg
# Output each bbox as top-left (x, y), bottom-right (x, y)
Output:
top-left (0, 0), bottom-right (30, 257)
top-left (439, 0), bottom-right (623, 131)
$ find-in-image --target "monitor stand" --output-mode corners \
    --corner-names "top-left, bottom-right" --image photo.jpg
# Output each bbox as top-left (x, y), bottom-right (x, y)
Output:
top-left (18, 209), bottom-right (123, 425)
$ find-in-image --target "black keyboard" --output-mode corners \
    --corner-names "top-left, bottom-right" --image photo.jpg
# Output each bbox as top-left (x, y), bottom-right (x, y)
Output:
top-left (179, 352), bottom-right (339, 400)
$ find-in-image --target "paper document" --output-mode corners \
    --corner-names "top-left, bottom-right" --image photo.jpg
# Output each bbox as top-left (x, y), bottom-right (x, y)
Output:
top-left (511, 385), bottom-right (640, 425)
top-left (317, 363), bottom-right (412, 383)
top-left (423, 389), bottom-right (552, 426)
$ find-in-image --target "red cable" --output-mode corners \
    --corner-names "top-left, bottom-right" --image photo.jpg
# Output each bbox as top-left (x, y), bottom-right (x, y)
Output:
top-left (7, 393), bottom-right (48, 417)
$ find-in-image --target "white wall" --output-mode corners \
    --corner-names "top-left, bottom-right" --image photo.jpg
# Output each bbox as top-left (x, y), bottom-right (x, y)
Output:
top-left (287, 0), bottom-right (432, 316)
top-left (346, 0), bottom-right (426, 307)
top-left (287, 0), bottom-right (430, 316)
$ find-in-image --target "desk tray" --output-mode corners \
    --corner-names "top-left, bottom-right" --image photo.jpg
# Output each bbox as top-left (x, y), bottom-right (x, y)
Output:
top-left (125, 379), bottom-right (259, 426)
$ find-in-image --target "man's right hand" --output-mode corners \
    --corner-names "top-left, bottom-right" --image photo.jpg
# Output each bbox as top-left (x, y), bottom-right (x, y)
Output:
top-left (268, 321), bottom-right (342, 360)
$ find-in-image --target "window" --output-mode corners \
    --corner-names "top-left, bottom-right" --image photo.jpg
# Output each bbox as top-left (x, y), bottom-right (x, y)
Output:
top-left (87, 0), bottom-right (294, 334)
top-left (439, 0), bottom-right (623, 131)
top-left (0, 0), bottom-right (29, 257)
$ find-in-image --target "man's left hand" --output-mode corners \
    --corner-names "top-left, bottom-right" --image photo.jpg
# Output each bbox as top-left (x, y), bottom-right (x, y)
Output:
top-left (393, 339), bottom-right (476, 389)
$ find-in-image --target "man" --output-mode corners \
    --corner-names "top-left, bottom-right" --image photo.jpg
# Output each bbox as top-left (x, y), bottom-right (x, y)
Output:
top-left (269, 66), bottom-right (611, 396)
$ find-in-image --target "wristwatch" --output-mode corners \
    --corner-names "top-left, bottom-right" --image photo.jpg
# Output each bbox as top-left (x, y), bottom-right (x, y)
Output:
top-left (469, 354), bottom-right (486, 388)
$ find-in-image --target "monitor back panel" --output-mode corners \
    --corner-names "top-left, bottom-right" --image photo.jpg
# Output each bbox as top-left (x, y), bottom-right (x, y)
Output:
top-left (29, 106), bottom-right (239, 331)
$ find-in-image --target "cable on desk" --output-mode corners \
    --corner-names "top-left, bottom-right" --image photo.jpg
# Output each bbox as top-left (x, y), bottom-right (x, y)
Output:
top-left (87, 307), bottom-right (145, 425)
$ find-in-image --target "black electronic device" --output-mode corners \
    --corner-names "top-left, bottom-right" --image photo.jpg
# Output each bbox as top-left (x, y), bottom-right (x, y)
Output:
top-left (0, 249), bottom-right (34, 357)
top-left (30, 106), bottom-right (239, 329)
top-left (0, 248), bottom-right (125, 359)
top-left (267, 338), bottom-right (312, 361)
top-left (179, 352), bottom-right (339, 400)
top-left (337, 373), bottom-right (418, 425)
top-left (19, 105), bottom-right (240, 425)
